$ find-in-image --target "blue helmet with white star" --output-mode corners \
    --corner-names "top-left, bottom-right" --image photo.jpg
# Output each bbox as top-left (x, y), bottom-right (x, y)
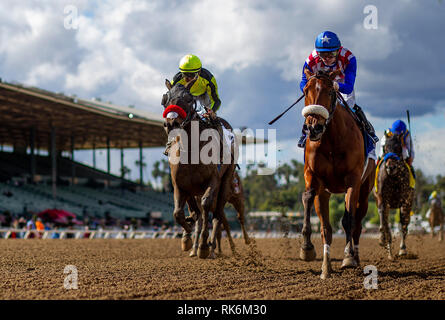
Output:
top-left (315, 31), bottom-right (341, 52)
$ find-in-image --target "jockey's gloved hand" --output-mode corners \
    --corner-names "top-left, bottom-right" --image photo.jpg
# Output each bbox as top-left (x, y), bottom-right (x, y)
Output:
top-left (333, 81), bottom-right (339, 91)
top-left (204, 108), bottom-right (216, 120)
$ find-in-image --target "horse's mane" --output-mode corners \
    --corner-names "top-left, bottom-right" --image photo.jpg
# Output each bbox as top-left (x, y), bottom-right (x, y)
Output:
top-left (315, 70), bottom-right (330, 78)
top-left (385, 134), bottom-right (403, 157)
top-left (168, 83), bottom-right (218, 130)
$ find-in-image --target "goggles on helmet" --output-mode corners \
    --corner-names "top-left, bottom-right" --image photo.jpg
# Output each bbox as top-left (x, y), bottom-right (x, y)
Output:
top-left (318, 50), bottom-right (338, 59)
top-left (182, 72), bottom-right (199, 80)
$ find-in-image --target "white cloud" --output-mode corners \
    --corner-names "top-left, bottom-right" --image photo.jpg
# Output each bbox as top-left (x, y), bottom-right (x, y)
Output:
top-left (1, 0), bottom-right (445, 178)
top-left (413, 127), bottom-right (445, 177)
top-left (26, 63), bottom-right (66, 86)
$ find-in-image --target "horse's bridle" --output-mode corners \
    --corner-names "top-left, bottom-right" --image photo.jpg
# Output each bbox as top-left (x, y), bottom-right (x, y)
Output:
top-left (303, 73), bottom-right (338, 137)
top-left (163, 86), bottom-right (198, 129)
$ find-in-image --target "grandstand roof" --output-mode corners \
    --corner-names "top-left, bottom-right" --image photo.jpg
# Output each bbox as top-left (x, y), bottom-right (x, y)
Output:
top-left (0, 81), bottom-right (167, 151)
top-left (0, 80), bottom-right (265, 152)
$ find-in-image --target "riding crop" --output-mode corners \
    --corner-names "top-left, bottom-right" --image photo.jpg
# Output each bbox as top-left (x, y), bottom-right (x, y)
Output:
top-left (268, 93), bottom-right (305, 125)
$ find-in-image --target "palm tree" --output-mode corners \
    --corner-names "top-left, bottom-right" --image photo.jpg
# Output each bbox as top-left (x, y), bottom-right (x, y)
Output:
top-left (135, 157), bottom-right (147, 185)
top-left (151, 160), bottom-right (172, 192)
top-left (120, 166), bottom-right (131, 179)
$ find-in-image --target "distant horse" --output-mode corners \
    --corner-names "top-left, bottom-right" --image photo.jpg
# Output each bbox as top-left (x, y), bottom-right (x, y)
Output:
top-left (300, 69), bottom-right (376, 279)
top-left (374, 133), bottom-right (415, 260)
top-left (162, 77), bottom-right (248, 258)
top-left (428, 198), bottom-right (444, 241)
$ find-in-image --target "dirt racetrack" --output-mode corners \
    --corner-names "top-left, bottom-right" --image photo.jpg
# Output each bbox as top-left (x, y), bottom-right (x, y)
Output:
top-left (0, 235), bottom-right (444, 300)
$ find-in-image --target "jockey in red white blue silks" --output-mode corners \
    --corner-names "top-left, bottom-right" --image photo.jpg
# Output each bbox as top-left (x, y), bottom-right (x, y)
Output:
top-left (298, 31), bottom-right (379, 149)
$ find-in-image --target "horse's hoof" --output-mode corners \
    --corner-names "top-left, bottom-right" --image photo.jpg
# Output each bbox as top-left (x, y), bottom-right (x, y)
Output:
top-left (341, 257), bottom-right (358, 269)
top-left (198, 247), bottom-right (210, 259)
top-left (321, 261), bottom-right (332, 277)
top-left (189, 249), bottom-right (197, 257)
top-left (300, 247), bottom-right (316, 261)
top-left (388, 254), bottom-right (395, 261)
top-left (379, 233), bottom-right (387, 247)
top-left (181, 237), bottom-right (192, 251)
top-left (398, 248), bottom-right (407, 256)
top-left (208, 251), bottom-right (216, 259)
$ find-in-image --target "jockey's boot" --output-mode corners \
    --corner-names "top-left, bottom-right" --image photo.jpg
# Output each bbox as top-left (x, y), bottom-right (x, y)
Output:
top-left (163, 139), bottom-right (174, 156)
top-left (353, 104), bottom-right (379, 144)
top-left (410, 164), bottom-right (416, 180)
top-left (297, 130), bottom-right (307, 148)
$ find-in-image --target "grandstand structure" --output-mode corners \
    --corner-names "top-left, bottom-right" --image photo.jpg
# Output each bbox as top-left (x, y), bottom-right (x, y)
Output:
top-left (0, 79), bottom-right (264, 230)
top-left (0, 79), bottom-right (175, 222)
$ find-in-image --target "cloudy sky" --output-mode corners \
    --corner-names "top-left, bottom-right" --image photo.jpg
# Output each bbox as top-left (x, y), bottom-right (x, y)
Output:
top-left (1, 0), bottom-right (445, 184)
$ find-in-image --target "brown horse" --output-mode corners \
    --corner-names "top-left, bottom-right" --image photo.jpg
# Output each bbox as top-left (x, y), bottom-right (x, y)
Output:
top-left (428, 198), bottom-right (444, 241)
top-left (300, 69), bottom-right (376, 279)
top-left (162, 78), bottom-right (246, 258)
top-left (189, 171), bottom-right (250, 257)
top-left (374, 133), bottom-right (414, 260)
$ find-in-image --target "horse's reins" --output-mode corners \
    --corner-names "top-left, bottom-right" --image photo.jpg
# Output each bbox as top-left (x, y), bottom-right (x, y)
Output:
top-left (179, 96), bottom-right (198, 129)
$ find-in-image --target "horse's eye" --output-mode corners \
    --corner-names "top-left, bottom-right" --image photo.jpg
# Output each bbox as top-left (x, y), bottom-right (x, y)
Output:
top-left (314, 124), bottom-right (323, 131)
top-left (303, 124), bottom-right (308, 131)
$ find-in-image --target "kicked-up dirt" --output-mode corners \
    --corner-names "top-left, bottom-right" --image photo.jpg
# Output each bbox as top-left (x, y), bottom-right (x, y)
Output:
top-left (0, 234), bottom-right (444, 300)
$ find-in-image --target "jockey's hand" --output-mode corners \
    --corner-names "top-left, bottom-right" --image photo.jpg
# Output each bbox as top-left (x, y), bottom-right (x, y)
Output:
top-left (407, 157), bottom-right (413, 166)
top-left (204, 108), bottom-right (217, 120)
top-left (333, 81), bottom-right (339, 91)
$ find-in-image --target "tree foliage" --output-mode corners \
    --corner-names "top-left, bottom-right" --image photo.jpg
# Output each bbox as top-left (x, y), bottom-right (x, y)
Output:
top-left (242, 159), bottom-right (440, 231)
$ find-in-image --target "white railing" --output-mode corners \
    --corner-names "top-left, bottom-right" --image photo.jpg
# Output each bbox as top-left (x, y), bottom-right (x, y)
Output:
top-left (0, 229), bottom-right (380, 240)
top-left (0, 228), bottom-right (182, 239)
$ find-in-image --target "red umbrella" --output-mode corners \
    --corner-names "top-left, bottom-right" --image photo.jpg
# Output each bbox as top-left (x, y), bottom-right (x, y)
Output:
top-left (38, 209), bottom-right (81, 225)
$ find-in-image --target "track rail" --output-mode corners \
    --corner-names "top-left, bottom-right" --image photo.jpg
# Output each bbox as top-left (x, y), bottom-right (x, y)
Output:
top-left (0, 228), bottom-right (380, 239)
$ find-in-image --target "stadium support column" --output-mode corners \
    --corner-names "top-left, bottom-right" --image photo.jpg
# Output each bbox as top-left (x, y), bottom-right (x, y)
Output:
top-left (92, 141), bottom-right (96, 168)
top-left (51, 126), bottom-right (57, 200)
top-left (71, 136), bottom-right (76, 185)
top-left (107, 137), bottom-right (111, 188)
top-left (120, 147), bottom-right (124, 179)
top-left (139, 141), bottom-right (143, 187)
top-left (30, 127), bottom-right (36, 183)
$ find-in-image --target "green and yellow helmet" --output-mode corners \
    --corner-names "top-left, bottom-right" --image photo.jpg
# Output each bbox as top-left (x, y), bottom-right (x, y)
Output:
top-left (179, 54), bottom-right (202, 73)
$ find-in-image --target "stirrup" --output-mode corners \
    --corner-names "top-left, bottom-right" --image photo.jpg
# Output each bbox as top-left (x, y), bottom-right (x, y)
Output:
top-left (163, 140), bottom-right (173, 156)
top-left (297, 135), bottom-right (306, 148)
top-left (368, 131), bottom-right (379, 144)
